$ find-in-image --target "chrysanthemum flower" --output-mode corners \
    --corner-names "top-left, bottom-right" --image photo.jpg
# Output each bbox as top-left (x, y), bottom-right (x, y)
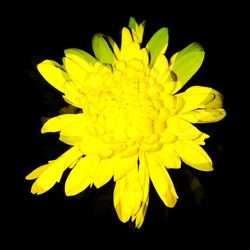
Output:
top-left (26, 17), bottom-right (226, 228)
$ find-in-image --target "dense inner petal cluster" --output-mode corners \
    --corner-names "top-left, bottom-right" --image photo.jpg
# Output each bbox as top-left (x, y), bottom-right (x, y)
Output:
top-left (81, 59), bottom-right (178, 158)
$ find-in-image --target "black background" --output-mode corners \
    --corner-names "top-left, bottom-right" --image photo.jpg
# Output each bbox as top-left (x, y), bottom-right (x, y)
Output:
top-left (5, 0), bottom-right (247, 248)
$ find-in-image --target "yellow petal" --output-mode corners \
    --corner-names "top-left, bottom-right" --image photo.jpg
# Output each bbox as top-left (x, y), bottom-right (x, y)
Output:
top-left (113, 168), bottom-right (143, 223)
top-left (123, 42), bottom-right (142, 63)
top-left (133, 195), bottom-right (149, 228)
top-left (160, 130), bottom-right (177, 144)
top-left (37, 60), bottom-right (69, 93)
top-left (132, 24), bottom-right (145, 44)
top-left (41, 114), bottom-right (85, 133)
top-left (65, 154), bottom-right (100, 196)
top-left (147, 153), bottom-right (178, 207)
top-left (151, 54), bottom-right (170, 83)
top-left (162, 94), bottom-right (184, 115)
top-left (163, 80), bottom-right (182, 95)
top-left (93, 157), bottom-right (115, 188)
top-left (119, 27), bottom-right (133, 59)
top-left (121, 27), bottom-right (133, 49)
top-left (174, 140), bottom-right (213, 171)
top-left (25, 164), bottom-right (49, 180)
top-left (194, 133), bottom-right (210, 145)
top-left (59, 120), bottom-right (87, 144)
top-left (167, 117), bottom-right (204, 140)
top-left (133, 151), bottom-right (150, 228)
top-left (63, 80), bottom-right (83, 107)
top-left (167, 117), bottom-right (210, 145)
top-left (177, 108), bottom-right (226, 123)
top-left (156, 145), bottom-right (181, 169)
top-left (113, 154), bottom-right (138, 181)
top-left (78, 136), bottom-right (106, 156)
top-left (178, 86), bottom-right (224, 113)
top-left (63, 57), bottom-right (90, 88)
top-left (204, 89), bottom-right (224, 109)
top-left (128, 16), bottom-right (145, 44)
top-left (29, 146), bottom-right (82, 194)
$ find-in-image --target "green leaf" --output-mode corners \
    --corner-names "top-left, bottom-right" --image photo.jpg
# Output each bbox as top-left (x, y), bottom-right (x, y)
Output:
top-left (128, 16), bottom-right (137, 30)
top-left (64, 48), bottom-right (96, 65)
top-left (92, 33), bottom-right (115, 66)
top-left (170, 42), bottom-right (205, 90)
top-left (146, 27), bottom-right (169, 66)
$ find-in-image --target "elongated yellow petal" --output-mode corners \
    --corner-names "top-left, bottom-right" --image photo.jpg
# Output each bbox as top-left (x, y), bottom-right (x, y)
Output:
top-left (178, 86), bottom-right (224, 113)
top-left (114, 168), bottom-right (143, 223)
top-left (63, 57), bottom-right (89, 87)
top-left (119, 27), bottom-right (133, 60)
top-left (59, 131), bottom-right (84, 146)
top-left (37, 60), bottom-right (69, 93)
top-left (204, 89), bottom-right (224, 109)
top-left (123, 42), bottom-right (142, 63)
top-left (162, 94), bottom-right (184, 115)
top-left (128, 17), bottom-right (145, 44)
top-left (147, 153), bottom-right (178, 207)
top-left (174, 140), bottom-right (213, 171)
top-left (59, 120), bottom-right (87, 140)
top-left (177, 108), bottom-right (226, 123)
top-left (194, 133), bottom-right (210, 145)
top-left (30, 146), bottom-right (82, 194)
top-left (178, 86), bottom-right (213, 112)
top-left (167, 117), bottom-right (205, 140)
top-left (25, 164), bottom-right (49, 180)
top-left (151, 54), bottom-right (171, 84)
top-left (133, 151), bottom-right (150, 228)
top-left (113, 154), bottom-right (138, 181)
top-left (134, 196), bottom-right (149, 228)
top-left (93, 157), bottom-right (115, 188)
top-left (65, 154), bottom-right (100, 196)
top-left (62, 80), bottom-right (82, 108)
top-left (41, 114), bottom-right (85, 133)
top-left (78, 136), bottom-right (109, 156)
top-left (121, 27), bottom-right (133, 50)
top-left (169, 42), bottom-right (205, 93)
top-left (156, 145), bottom-right (181, 169)
top-left (159, 130), bottom-right (178, 144)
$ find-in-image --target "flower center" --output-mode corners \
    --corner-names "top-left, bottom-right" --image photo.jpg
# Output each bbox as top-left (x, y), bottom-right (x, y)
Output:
top-left (82, 59), bottom-right (177, 155)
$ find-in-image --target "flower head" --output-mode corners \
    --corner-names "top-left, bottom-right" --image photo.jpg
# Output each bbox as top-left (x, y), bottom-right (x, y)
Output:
top-left (26, 17), bottom-right (226, 228)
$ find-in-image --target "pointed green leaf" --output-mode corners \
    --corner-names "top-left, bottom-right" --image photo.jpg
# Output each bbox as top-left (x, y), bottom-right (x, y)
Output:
top-left (64, 48), bottom-right (96, 65)
top-left (128, 17), bottom-right (137, 30)
top-left (170, 42), bottom-right (205, 92)
top-left (146, 27), bottom-right (169, 66)
top-left (92, 33), bottom-right (115, 66)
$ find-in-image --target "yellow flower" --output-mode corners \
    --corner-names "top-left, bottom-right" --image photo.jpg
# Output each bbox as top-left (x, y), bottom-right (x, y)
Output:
top-left (26, 17), bottom-right (226, 228)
